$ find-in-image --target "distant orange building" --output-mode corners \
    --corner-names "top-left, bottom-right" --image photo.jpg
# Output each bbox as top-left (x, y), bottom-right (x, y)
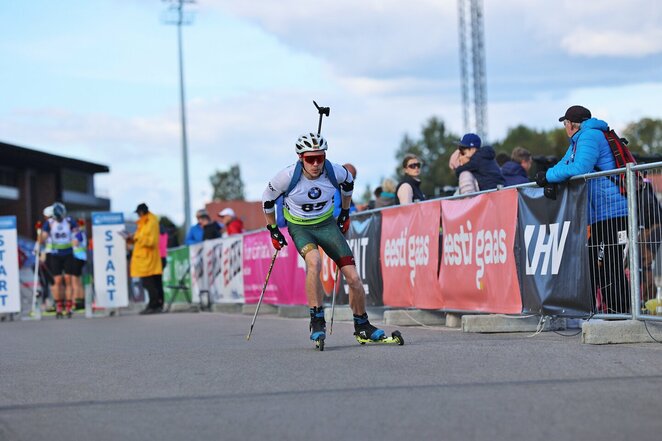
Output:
top-left (205, 200), bottom-right (264, 232)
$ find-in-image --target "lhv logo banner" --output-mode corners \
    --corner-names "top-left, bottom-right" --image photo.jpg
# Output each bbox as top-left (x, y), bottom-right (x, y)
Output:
top-left (380, 201), bottom-right (441, 309)
top-left (0, 216), bottom-right (20, 313)
top-left (516, 182), bottom-right (591, 317)
top-left (92, 212), bottom-right (128, 308)
top-left (439, 190), bottom-right (521, 314)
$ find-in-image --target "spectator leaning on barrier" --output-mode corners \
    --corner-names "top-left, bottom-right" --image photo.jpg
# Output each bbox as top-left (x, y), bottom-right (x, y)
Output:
top-left (535, 105), bottom-right (629, 313)
top-left (129, 203), bottom-right (164, 315)
top-left (449, 148), bottom-right (479, 195)
top-left (396, 153), bottom-right (426, 205)
top-left (185, 209), bottom-right (218, 245)
top-left (261, 132), bottom-right (387, 345)
top-left (501, 146), bottom-right (533, 186)
top-left (454, 133), bottom-right (506, 191)
top-left (219, 208), bottom-right (244, 236)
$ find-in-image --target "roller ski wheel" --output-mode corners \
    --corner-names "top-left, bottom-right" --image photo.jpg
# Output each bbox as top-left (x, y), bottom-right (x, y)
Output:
top-left (355, 330), bottom-right (405, 346)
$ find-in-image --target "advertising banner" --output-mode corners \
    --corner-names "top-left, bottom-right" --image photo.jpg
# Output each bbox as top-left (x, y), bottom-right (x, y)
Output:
top-left (205, 236), bottom-right (244, 303)
top-left (91, 212), bottom-right (129, 308)
top-left (243, 229), bottom-right (306, 305)
top-left (163, 245), bottom-right (191, 304)
top-left (189, 242), bottom-right (205, 304)
top-left (337, 211), bottom-right (384, 306)
top-left (516, 182), bottom-right (591, 317)
top-left (381, 202), bottom-right (442, 309)
top-left (0, 216), bottom-right (20, 313)
top-left (319, 248), bottom-right (339, 304)
top-left (439, 190), bottom-right (521, 313)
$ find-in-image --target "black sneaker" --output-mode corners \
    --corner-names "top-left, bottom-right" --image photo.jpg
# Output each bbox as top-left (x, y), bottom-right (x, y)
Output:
top-left (353, 314), bottom-right (385, 341)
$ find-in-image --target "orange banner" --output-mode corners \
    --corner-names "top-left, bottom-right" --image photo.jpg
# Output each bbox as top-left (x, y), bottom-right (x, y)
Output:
top-left (439, 190), bottom-right (521, 313)
top-left (381, 202), bottom-right (442, 309)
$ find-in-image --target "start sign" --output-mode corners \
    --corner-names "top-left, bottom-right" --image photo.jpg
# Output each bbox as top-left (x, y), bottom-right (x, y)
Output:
top-left (92, 212), bottom-right (128, 308)
top-left (0, 216), bottom-right (20, 313)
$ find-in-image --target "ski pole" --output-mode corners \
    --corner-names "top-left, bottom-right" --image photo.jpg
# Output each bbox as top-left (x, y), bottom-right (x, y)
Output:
top-left (31, 222), bottom-right (43, 320)
top-left (313, 100), bottom-right (330, 135)
top-left (246, 249), bottom-right (279, 340)
top-left (329, 265), bottom-right (339, 335)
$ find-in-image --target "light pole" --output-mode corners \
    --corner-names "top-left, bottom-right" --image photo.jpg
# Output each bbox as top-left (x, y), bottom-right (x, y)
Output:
top-left (163, 0), bottom-right (194, 233)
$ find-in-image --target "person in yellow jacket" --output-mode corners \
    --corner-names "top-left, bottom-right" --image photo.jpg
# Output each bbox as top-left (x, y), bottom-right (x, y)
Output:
top-left (129, 203), bottom-right (164, 314)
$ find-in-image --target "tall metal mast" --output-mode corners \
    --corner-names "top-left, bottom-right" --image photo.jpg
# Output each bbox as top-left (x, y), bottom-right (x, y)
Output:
top-left (163, 0), bottom-right (195, 233)
top-left (458, 0), bottom-right (487, 141)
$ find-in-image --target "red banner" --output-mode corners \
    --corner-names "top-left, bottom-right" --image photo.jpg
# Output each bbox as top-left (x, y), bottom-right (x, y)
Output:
top-left (381, 202), bottom-right (442, 309)
top-left (439, 190), bottom-right (521, 313)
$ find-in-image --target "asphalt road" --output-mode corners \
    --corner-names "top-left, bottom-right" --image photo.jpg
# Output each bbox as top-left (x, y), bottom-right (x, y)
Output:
top-left (1, 311), bottom-right (662, 441)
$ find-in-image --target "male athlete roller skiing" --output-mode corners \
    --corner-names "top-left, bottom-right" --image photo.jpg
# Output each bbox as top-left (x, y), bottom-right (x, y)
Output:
top-left (261, 128), bottom-right (403, 350)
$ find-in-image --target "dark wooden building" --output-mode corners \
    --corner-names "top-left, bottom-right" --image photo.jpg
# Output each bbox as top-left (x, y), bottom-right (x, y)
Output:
top-left (0, 141), bottom-right (110, 238)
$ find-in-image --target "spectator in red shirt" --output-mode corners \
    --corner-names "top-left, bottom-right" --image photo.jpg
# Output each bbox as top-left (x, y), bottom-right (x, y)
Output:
top-left (219, 208), bottom-right (244, 236)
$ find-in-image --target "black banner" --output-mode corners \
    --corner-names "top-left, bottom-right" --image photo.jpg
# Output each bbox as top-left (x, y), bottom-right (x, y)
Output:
top-left (337, 211), bottom-right (384, 306)
top-left (515, 182), bottom-right (592, 317)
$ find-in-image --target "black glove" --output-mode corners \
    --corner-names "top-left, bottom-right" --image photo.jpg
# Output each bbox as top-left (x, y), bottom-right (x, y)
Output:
top-left (266, 224), bottom-right (287, 250)
top-left (544, 184), bottom-right (558, 200)
top-left (337, 208), bottom-right (350, 234)
top-left (535, 171), bottom-right (548, 187)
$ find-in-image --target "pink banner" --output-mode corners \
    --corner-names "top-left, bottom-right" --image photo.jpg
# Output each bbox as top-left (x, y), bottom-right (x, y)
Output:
top-left (243, 229), bottom-right (307, 305)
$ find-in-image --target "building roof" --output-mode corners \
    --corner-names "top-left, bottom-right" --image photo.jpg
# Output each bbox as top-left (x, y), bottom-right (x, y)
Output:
top-left (0, 140), bottom-right (109, 174)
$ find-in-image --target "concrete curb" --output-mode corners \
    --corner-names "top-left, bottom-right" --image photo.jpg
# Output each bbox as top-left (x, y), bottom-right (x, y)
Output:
top-left (324, 306), bottom-right (353, 322)
top-left (212, 303), bottom-right (243, 314)
top-left (169, 303), bottom-right (200, 313)
top-left (582, 320), bottom-right (662, 344)
top-left (383, 310), bottom-right (445, 326)
top-left (278, 305), bottom-right (310, 318)
top-left (462, 314), bottom-right (565, 333)
top-left (445, 313), bottom-right (462, 328)
top-left (242, 303), bottom-right (278, 315)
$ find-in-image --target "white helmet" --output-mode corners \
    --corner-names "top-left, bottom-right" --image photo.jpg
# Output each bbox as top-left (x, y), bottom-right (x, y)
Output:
top-left (295, 133), bottom-right (328, 155)
top-left (43, 205), bottom-right (54, 218)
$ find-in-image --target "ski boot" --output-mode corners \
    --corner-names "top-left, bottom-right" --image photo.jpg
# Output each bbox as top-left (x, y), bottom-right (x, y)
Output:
top-left (309, 306), bottom-right (326, 351)
top-left (65, 301), bottom-right (73, 318)
top-left (353, 313), bottom-right (404, 346)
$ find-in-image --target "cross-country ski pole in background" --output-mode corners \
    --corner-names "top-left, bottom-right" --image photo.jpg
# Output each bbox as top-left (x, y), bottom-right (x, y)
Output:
top-left (246, 249), bottom-right (279, 340)
top-left (313, 100), bottom-right (329, 135)
top-left (31, 221), bottom-right (42, 320)
top-left (329, 265), bottom-right (339, 335)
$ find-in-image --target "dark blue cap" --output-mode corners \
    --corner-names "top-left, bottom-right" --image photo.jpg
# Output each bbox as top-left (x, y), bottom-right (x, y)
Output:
top-left (459, 133), bottom-right (481, 148)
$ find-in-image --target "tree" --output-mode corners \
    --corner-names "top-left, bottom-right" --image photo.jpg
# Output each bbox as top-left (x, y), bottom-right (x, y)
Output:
top-left (623, 118), bottom-right (662, 155)
top-left (210, 164), bottom-right (245, 201)
top-left (394, 117), bottom-right (460, 198)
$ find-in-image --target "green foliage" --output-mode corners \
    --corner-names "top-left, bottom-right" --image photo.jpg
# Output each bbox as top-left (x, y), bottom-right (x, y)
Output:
top-left (494, 125), bottom-right (567, 159)
top-left (210, 164), bottom-right (245, 201)
top-left (622, 118), bottom-right (662, 155)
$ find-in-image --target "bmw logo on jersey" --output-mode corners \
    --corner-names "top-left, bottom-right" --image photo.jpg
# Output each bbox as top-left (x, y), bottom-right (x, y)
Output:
top-left (308, 187), bottom-right (322, 200)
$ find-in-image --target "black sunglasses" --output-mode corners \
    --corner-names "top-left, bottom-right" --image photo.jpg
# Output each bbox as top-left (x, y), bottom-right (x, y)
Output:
top-left (407, 162), bottom-right (422, 169)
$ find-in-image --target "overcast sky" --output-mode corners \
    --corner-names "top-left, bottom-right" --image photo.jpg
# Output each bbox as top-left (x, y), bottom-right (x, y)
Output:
top-left (1, 0), bottom-right (661, 225)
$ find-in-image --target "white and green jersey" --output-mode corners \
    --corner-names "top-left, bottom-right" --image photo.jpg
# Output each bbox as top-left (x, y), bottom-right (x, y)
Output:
top-left (263, 161), bottom-right (353, 225)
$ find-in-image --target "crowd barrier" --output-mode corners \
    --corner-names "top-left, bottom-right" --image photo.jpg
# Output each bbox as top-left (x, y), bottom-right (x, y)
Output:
top-left (3, 164), bottom-right (661, 324)
top-left (159, 162), bottom-right (662, 322)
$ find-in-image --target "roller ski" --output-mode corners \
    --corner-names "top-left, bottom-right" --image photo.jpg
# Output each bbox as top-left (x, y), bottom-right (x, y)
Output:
top-left (353, 313), bottom-right (404, 346)
top-left (309, 306), bottom-right (326, 351)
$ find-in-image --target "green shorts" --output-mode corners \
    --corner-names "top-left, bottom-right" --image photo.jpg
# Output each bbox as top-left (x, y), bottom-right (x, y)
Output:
top-left (287, 216), bottom-right (355, 267)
